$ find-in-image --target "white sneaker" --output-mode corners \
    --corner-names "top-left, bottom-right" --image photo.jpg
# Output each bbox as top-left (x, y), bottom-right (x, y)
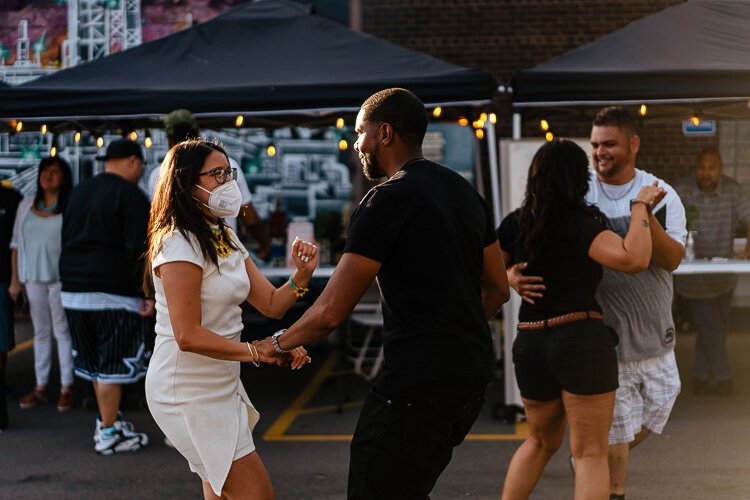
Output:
top-left (95, 419), bottom-right (149, 455)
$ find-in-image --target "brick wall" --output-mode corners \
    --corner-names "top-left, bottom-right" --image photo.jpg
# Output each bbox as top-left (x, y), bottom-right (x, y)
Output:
top-left (360, 0), bottom-right (715, 185)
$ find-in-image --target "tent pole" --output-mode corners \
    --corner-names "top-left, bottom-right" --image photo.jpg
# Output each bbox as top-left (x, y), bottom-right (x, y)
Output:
top-left (486, 121), bottom-right (502, 225)
top-left (512, 112), bottom-right (521, 140)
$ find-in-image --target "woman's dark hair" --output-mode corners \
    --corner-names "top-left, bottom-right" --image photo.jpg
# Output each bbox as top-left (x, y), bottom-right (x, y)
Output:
top-left (143, 138), bottom-right (239, 296)
top-left (517, 138), bottom-right (606, 264)
top-left (35, 157), bottom-right (73, 214)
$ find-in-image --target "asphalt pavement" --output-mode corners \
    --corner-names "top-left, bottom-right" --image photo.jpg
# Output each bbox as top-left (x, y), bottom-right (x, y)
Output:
top-left (2, 315), bottom-right (750, 499)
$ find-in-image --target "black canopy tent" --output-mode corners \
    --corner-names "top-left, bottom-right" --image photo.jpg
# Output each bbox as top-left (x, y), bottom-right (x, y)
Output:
top-left (0, 0), bottom-right (496, 128)
top-left (513, 1), bottom-right (750, 122)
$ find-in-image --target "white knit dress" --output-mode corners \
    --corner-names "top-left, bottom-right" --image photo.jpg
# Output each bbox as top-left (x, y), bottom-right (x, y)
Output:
top-left (145, 229), bottom-right (259, 496)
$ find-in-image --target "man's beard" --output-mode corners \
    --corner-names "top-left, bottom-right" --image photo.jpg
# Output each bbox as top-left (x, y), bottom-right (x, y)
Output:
top-left (361, 153), bottom-right (386, 181)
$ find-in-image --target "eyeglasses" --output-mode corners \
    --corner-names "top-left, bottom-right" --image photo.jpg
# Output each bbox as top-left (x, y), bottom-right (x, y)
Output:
top-left (198, 167), bottom-right (237, 184)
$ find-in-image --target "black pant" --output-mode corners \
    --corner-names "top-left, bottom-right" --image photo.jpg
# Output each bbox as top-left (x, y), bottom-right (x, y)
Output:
top-left (347, 389), bottom-right (484, 500)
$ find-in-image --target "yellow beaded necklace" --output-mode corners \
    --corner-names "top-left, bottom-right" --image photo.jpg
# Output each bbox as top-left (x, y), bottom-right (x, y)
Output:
top-left (211, 227), bottom-right (232, 258)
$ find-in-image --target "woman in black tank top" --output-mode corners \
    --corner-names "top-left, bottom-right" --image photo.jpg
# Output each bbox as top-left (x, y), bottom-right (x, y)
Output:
top-left (498, 139), bottom-right (664, 499)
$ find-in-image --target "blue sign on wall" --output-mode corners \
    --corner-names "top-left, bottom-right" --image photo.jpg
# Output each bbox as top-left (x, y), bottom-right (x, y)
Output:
top-left (682, 119), bottom-right (716, 137)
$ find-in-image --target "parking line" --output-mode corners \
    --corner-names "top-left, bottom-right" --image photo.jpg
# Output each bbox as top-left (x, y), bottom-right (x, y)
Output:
top-left (264, 351), bottom-right (528, 442)
top-left (8, 338), bottom-right (33, 357)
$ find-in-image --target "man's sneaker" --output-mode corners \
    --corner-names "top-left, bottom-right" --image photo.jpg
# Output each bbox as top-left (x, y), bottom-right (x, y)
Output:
top-left (19, 388), bottom-right (48, 409)
top-left (94, 420), bottom-right (149, 455)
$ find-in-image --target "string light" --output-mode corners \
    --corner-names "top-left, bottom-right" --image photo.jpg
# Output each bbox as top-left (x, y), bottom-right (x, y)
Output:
top-left (475, 129), bottom-right (485, 140)
top-left (50, 146), bottom-right (57, 157)
top-left (458, 118), bottom-right (469, 126)
top-left (489, 113), bottom-right (497, 124)
top-left (640, 104), bottom-right (647, 116)
top-left (129, 131), bottom-right (137, 141)
top-left (15, 121), bottom-right (22, 133)
top-left (336, 117), bottom-right (345, 129)
top-left (41, 124), bottom-right (47, 135)
top-left (432, 107), bottom-right (442, 118)
top-left (96, 136), bottom-right (104, 148)
top-left (691, 114), bottom-right (701, 126)
top-left (338, 139), bottom-right (348, 150)
top-left (540, 119), bottom-right (549, 131)
top-left (144, 129), bottom-right (152, 149)
top-left (479, 113), bottom-right (488, 122)
top-left (267, 145), bottom-right (276, 157)
top-left (74, 131), bottom-right (81, 143)
top-left (235, 115), bottom-right (244, 127)
top-left (545, 131), bottom-right (554, 142)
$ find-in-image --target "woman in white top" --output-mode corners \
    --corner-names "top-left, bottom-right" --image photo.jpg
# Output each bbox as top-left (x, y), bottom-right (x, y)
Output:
top-left (144, 139), bottom-right (314, 500)
top-left (9, 157), bottom-right (75, 412)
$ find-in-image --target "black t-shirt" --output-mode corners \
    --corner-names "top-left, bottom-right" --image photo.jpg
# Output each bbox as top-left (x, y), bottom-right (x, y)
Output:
top-left (497, 209), bottom-right (607, 322)
top-left (0, 185), bottom-right (22, 283)
top-left (344, 159), bottom-right (497, 404)
top-left (60, 173), bottom-right (150, 297)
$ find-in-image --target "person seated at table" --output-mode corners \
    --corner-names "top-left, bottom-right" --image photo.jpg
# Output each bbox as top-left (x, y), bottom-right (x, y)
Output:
top-left (674, 147), bottom-right (750, 396)
top-left (497, 138), bottom-right (663, 500)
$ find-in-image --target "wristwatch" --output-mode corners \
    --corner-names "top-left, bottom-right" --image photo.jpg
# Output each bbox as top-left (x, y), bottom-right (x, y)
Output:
top-left (271, 329), bottom-right (291, 354)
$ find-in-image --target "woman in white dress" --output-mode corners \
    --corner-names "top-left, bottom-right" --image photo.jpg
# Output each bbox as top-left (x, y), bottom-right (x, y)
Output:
top-left (144, 139), bottom-right (315, 500)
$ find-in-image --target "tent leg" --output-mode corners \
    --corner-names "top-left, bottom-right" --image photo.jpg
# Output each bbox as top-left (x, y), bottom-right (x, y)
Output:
top-left (486, 121), bottom-right (502, 225)
top-left (512, 112), bottom-right (521, 140)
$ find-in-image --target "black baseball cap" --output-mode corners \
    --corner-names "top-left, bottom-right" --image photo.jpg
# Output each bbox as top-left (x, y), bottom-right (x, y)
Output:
top-left (95, 138), bottom-right (145, 163)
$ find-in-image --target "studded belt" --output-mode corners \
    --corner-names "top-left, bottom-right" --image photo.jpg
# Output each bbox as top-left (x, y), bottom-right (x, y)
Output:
top-left (517, 311), bottom-right (603, 331)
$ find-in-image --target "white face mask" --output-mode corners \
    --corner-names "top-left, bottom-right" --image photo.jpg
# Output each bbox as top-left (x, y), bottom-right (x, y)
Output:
top-left (194, 180), bottom-right (242, 218)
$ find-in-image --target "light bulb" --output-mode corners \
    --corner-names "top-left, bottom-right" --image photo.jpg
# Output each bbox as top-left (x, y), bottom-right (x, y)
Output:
top-left (475, 129), bottom-right (485, 140)
top-left (458, 118), bottom-right (469, 126)
top-left (640, 104), bottom-right (647, 116)
top-left (540, 119), bottom-right (549, 131)
top-left (235, 115), bottom-right (244, 127)
top-left (96, 137), bottom-right (104, 148)
top-left (432, 107), bottom-right (442, 118)
top-left (41, 124), bottom-right (47, 135)
top-left (336, 117), bottom-right (344, 129)
top-left (267, 145), bottom-right (276, 157)
top-left (145, 137), bottom-right (153, 148)
top-left (489, 113), bottom-right (497, 124)
top-left (74, 132), bottom-right (81, 143)
top-left (338, 139), bottom-right (348, 150)
top-left (545, 131), bottom-right (554, 142)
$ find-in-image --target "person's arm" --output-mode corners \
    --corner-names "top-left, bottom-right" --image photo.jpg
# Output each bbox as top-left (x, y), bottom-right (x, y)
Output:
top-left (588, 185), bottom-right (661, 273)
top-left (8, 197), bottom-right (26, 302)
top-left (738, 224), bottom-right (750, 259)
top-left (244, 237), bottom-right (318, 319)
top-left (481, 241), bottom-right (510, 319)
top-left (159, 260), bottom-right (308, 367)
top-left (649, 212), bottom-right (684, 271)
top-left (256, 252), bottom-right (381, 357)
top-left (8, 248), bottom-right (24, 302)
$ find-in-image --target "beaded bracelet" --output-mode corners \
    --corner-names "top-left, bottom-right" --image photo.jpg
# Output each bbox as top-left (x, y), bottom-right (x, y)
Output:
top-left (289, 276), bottom-right (309, 298)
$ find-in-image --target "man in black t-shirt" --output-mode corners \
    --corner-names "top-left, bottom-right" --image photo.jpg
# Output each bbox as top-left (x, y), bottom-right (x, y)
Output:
top-left (257, 88), bottom-right (509, 498)
top-left (0, 182), bottom-right (22, 430)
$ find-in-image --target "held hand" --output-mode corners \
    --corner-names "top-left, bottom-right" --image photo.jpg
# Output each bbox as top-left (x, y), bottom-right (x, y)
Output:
top-left (507, 262), bottom-right (545, 304)
top-left (634, 182), bottom-right (666, 210)
top-left (139, 299), bottom-right (156, 318)
top-left (291, 236), bottom-right (319, 274)
top-left (253, 339), bottom-right (311, 369)
top-left (8, 279), bottom-right (24, 303)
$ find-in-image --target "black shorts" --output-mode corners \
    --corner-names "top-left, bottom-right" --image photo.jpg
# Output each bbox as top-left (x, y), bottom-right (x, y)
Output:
top-left (512, 318), bottom-right (618, 401)
top-left (65, 308), bottom-right (151, 383)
